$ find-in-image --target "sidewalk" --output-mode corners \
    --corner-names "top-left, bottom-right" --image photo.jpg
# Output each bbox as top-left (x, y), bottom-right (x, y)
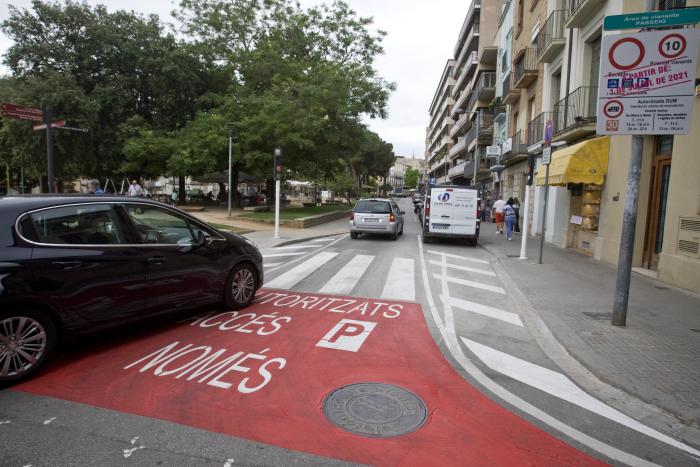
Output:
top-left (478, 222), bottom-right (700, 432)
top-left (188, 206), bottom-right (349, 249)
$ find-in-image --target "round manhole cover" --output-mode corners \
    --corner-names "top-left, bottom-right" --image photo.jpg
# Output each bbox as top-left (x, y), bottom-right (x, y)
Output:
top-left (323, 382), bottom-right (428, 438)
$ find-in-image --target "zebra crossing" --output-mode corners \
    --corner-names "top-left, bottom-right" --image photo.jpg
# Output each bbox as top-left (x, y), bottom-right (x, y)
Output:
top-left (261, 236), bottom-right (338, 271)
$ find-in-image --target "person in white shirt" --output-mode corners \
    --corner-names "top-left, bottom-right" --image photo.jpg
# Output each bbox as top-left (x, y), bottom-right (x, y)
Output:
top-left (127, 180), bottom-right (143, 197)
top-left (493, 197), bottom-right (506, 234)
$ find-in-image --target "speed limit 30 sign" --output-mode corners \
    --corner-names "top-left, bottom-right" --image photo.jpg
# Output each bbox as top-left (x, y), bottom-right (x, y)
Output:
top-left (597, 29), bottom-right (699, 135)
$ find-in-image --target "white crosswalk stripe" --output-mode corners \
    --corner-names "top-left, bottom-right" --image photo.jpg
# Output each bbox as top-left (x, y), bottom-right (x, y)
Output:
top-left (263, 262), bottom-right (283, 269)
top-left (381, 257), bottom-right (415, 301)
top-left (265, 252), bottom-right (338, 289)
top-left (319, 255), bottom-right (375, 295)
top-left (262, 251), bottom-right (307, 258)
top-left (427, 249), bottom-right (490, 265)
top-left (429, 260), bottom-right (496, 277)
top-left (268, 245), bottom-right (318, 250)
top-left (433, 273), bottom-right (506, 294)
top-left (441, 295), bottom-right (522, 326)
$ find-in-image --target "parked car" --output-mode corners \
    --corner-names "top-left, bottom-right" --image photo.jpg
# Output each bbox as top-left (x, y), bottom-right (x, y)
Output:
top-left (420, 186), bottom-right (480, 245)
top-left (349, 198), bottom-right (405, 240)
top-left (0, 196), bottom-right (264, 383)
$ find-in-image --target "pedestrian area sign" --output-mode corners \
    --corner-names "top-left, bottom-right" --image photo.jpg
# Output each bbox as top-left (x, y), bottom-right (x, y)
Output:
top-left (597, 29), bottom-right (699, 135)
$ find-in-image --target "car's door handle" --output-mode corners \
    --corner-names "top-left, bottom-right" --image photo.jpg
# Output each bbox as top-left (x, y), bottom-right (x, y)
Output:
top-left (52, 260), bottom-right (82, 269)
top-left (147, 257), bottom-right (167, 265)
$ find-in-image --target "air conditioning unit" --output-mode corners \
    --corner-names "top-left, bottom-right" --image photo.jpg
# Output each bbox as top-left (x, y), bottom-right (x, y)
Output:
top-left (677, 217), bottom-right (700, 259)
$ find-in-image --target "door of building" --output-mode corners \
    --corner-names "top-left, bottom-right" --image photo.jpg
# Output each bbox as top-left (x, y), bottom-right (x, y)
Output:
top-left (642, 136), bottom-right (673, 270)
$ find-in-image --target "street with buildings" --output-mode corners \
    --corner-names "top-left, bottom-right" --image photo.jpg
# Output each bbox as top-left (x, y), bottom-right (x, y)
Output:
top-left (1, 0), bottom-right (700, 465)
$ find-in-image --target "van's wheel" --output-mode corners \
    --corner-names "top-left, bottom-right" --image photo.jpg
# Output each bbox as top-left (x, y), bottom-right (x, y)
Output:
top-left (224, 262), bottom-right (258, 310)
top-left (0, 309), bottom-right (57, 384)
top-left (350, 232), bottom-right (358, 239)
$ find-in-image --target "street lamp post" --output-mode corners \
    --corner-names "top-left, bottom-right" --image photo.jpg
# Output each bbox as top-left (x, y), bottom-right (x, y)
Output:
top-left (226, 123), bottom-right (235, 217)
top-left (273, 148), bottom-right (282, 239)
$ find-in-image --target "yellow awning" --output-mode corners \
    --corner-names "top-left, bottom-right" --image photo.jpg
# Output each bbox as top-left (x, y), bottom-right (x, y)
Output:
top-left (535, 136), bottom-right (610, 186)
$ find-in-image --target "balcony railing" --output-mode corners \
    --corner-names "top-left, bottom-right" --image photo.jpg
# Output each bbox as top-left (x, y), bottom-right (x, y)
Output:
top-left (454, 0), bottom-right (481, 57)
top-left (554, 86), bottom-right (597, 135)
top-left (513, 47), bottom-right (538, 88)
top-left (449, 137), bottom-right (467, 158)
top-left (452, 89), bottom-right (471, 117)
top-left (501, 130), bottom-right (528, 162)
top-left (465, 124), bottom-right (477, 146)
top-left (502, 72), bottom-right (520, 104)
top-left (565, 0), bottom-right (605, 28)
top-left (453, 51), bottom-right (478, 96)
top-left (536, 10), bottom-right (565, 63)
top-left (477, 112), bottom-right (494, 144)
top-left (450, 113), bottom-right (469, 138)
top-left (448, 161), bottom-right (467, 177)
top-left (467, 72), bottom-right (496, 111)
top-left (527, 111), bottom-right (557, 147)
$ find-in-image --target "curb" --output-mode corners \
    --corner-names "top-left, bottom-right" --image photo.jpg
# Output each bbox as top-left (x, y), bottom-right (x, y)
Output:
top-left (274, 231), bottom-right (348, 247)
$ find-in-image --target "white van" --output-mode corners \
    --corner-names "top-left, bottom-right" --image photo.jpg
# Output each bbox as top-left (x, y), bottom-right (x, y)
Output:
top-left (421, 186), bottom-right (480, 245)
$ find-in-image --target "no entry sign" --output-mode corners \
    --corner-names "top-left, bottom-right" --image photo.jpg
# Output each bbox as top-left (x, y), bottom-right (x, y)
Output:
top-left (597, 29), bottom-right (700, 135)
top-left (14, 289), bottom-right (600, 465)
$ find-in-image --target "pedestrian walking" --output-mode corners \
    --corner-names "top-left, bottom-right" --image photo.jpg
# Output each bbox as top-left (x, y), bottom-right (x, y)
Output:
top-left (87, 179), bottom-right (104, 195)
top-left (127, 180), bottom-right (143, 197)
top-left (171, 190), bottom-right (178, 206)
top-left (493, 196), bottom-right (506, 234)
top-left (513, 197), bottom-right (521, 233)
top-left (503, 198), bottom-right (517, 241)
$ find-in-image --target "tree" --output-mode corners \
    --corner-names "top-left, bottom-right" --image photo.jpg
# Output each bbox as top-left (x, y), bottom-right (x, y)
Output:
top-left (405, 167), bottom-right (419, 189)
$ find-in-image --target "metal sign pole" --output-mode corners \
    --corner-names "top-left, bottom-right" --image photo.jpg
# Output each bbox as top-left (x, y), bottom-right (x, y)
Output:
top-left (227, 128), bottom-right (232, 217)
top-left (44, 107), bottom-right (54, 193)
top-left (612, 135), bottom-right (644, 326)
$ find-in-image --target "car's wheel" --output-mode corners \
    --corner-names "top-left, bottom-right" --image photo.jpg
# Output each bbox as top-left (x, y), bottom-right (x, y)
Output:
top-left (224, 262), bottom-right (258, 310)
top-left (392, 229), bottom-right (398, 241)
top-left (422, 235), bottom-right (430, 244)
top-left (0, 309), bottom-right (57, 384)
top-left (399, 224), bottom-right (404, 235)
top-left (350, 232), bottom-right (358, 239)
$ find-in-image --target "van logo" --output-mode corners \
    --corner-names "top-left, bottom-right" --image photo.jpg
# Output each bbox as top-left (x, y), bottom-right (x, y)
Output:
top-left (437, 193), bottom-right (450, 202)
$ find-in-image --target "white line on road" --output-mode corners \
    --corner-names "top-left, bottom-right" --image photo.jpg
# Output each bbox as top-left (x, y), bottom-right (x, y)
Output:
top-left (265, 252), bottom-right (338, 289)
top-left (262, 252), bottom-right (307, 258)
top-left (266, 245), bottom-right (318, 250)
top-left (319, 255), bottom-right (374, 295)
top-left (433, 273), bottom-right (506, 295)
top-left (415, 236), bottom-right (658, 467)
top-left (263, 262), bottom-right (283, 268)
top-left (460, 337), bottom-right (700, 459)
top-left (442, 295), bottom-right (523, 326)
top-left (429, 259), bottom-right (496, 277)
top-left (308, 237), bottom-right (336, 243)
top-left (427, 249), bottom-right (490, 265)
top-left (381, 257), bottom-right (415, 301)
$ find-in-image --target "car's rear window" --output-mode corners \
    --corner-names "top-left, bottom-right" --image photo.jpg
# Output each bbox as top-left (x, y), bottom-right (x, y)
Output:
top-left (354, 200), bottom-right (391, 214)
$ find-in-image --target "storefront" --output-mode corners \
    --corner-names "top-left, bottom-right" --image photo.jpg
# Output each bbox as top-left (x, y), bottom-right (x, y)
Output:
top-left (535, 136), bottom-right (610, 256)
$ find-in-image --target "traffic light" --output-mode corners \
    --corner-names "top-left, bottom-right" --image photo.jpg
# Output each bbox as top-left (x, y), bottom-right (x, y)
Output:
top-left (273, 148), bottom-right (283, 181)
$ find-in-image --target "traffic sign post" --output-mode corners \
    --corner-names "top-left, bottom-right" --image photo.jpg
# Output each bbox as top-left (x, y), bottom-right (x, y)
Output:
top-left (1, 103), bottom-right (43, 122)
top-left (597, 23), bottom-right (700, 326)
top-left (273, 148), bottom-right (282, 239)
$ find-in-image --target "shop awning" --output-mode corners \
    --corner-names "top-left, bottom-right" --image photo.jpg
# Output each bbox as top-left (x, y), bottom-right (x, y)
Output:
top-left (535, 136), bottom-right (610, 186)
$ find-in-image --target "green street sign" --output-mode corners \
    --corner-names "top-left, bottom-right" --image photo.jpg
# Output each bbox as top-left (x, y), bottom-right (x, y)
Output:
top-left (604, 8), bottom-right (700, 30)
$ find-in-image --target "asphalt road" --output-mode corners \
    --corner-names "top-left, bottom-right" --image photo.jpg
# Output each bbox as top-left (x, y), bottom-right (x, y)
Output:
top-left (1, 197), bottom-right (698, 466)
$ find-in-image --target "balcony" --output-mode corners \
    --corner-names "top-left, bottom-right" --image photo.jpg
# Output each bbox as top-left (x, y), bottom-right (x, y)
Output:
top-left (465, 111), bottom-right (494, 148)
top-left (464, 149), bottom-right (492, 180)
top-left (449, 137), bottom-right (468, 159)
top-left (479, 45), bottom-right (498, 66)
top-left (564, 0), bottom-right (606, 29)
top-left (513, 47), bottom-right (538, 89)
top-left (454, 0), bottom-right (481, 57)
top-left (554, 86), bottom-right (597, 142)
top-left (527, 111), bottom-right (558, 147)
top-left (502, 73), bottom-right (520, 105)
top-left (501, 130), bottom-right (528, 163)
top-left (452, 51), bottom-right (479, 97)
top-left (467, 72), bottom-right (497, 112)
top-left (537, 10), bottom-right (566, 63)
top-left (448, 161), bottom-right (467, 177)
top-left (450, 113), bottom-right (469, 138)
top-left (452, 89), bottom-right (472, 118)
top-left (455, 22), bottom-right (480, 71)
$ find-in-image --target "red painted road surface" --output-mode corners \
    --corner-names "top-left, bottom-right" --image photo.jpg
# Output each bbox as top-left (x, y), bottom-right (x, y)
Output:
top-left (16, 289), bottom-right (604, 466)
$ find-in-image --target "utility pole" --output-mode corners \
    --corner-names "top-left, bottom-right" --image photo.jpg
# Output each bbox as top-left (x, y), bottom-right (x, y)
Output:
top-left (227, 123), bottom-right (234, 217)
top-left (273, 148), bottom-right (282, 239)
top-left (44, 107), bottom-right (54, 193)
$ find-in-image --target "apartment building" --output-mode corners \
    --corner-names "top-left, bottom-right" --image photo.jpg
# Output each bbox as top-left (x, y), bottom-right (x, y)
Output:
top-left (521, 0), bottom-right (700, 292)
top-left (425, 0), bottom-right (504, 191)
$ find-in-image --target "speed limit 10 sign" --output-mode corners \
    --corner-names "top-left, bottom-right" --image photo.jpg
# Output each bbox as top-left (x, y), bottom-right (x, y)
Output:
top-left (597, 28), bottom-right (699, 135)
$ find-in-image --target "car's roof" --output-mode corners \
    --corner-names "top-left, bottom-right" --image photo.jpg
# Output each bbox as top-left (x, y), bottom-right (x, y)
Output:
top-left (356, 198), bottom-right (392, 202)
top-left (0, 195), bottom-right (169, 217)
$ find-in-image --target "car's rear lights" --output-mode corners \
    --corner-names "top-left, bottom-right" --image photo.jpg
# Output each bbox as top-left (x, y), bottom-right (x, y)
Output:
top-left (425, 204), bottom-right (430, 217)
top-left (389, 212), bottom-right (395, 222)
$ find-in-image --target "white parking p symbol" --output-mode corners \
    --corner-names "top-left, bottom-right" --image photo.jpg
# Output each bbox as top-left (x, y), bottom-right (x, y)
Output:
top-left (316, 319), bottom-right (377, 352)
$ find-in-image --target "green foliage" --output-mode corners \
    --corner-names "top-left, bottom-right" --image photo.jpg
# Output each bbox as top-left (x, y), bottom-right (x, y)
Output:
top-left (404, 167), bottom-right (419, 188)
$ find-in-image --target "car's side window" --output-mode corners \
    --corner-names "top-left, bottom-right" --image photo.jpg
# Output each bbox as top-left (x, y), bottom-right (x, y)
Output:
top-left (20, 204), bottom-right (126, 245)
top-left (124, 204), bottom-right (195, 245)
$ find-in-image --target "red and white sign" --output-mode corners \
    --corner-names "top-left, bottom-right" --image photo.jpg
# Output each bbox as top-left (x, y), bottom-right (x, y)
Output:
top-left (33, 120), bottom-right (66, 131)
top-left (14, 289), bottom-right (601, 465)
top-left (597, 29), bottom-right (699, 135)
top-left (1, 103), bottom-right (44, 122)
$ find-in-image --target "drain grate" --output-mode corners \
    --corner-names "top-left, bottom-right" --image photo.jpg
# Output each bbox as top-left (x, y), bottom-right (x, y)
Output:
top-left (323, 382), bottom-right (427, 438)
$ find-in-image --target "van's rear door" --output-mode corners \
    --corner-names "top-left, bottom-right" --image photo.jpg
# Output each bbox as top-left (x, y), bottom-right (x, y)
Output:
top-left (428, 187), bottom-right (454, 234)
top-left (450, 189), bottom-right (477, 235)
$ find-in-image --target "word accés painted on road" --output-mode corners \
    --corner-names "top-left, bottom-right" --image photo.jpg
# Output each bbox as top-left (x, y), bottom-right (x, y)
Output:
top-left (597, 29), bottom-right (700, 135)
top-left (15, 289), bottom-right (601, 466)
top-left (123, 292), bottom-right (403, 393)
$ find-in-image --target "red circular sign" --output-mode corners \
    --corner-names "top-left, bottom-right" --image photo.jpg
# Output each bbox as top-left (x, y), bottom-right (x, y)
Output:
top-left (603, 100), bottom-right (624, 119)
top-left (658, 33), bottom-right (686, 59)
top-left (608, 37), bottom-right (645, 71)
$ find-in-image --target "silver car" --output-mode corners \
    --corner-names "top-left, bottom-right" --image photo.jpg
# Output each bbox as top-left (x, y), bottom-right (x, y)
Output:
top-left (349, 198), bottom-right (405, 240)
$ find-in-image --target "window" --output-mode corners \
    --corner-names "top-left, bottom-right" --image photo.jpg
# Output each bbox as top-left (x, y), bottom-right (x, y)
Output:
top-left (516, 0), bottom-right (524, 37)
top-left (655, 135), bottom-right (674, 155)
top-left (659, 0), bottom-right (686, 9)
top-left (19, 204), bottom-right (126, 245)
top-left (354, 200), bottom-right (391, 214)
top-left (124, 204), bottom-right (196, 245)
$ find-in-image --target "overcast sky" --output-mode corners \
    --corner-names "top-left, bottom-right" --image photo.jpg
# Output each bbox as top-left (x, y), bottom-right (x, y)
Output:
top-left (1, 0), bottom-right (470, 158)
